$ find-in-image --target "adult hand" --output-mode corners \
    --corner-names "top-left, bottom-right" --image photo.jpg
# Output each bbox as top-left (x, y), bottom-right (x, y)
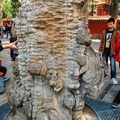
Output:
top-left (2, 40), bottom-right (18, 51)
top-left (98, 51), bottom-right (102, 56)
top-left (9, 40), bottom-right (18, 51)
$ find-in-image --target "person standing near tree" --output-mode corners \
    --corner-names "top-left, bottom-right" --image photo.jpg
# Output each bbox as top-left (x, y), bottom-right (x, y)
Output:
top-left (99, 18), bottom-right (118, 84)
top-left (114, 35), bottom-right (120, 68)
top-left (6, 22), bottom-right (12, 39)
top-left (112, 34), bottom-right (120, 108)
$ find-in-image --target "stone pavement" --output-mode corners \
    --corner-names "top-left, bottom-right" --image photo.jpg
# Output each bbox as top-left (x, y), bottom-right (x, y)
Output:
top-left (0, 38), bottom-right (119, 120)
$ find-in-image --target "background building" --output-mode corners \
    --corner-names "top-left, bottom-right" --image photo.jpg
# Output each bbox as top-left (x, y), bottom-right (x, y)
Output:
top-left (88, 0), bottom-right (120, 38)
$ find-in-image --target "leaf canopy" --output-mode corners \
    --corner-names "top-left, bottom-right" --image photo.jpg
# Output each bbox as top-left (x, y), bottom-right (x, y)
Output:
top-left (2, 0), bottom-right (21, 18)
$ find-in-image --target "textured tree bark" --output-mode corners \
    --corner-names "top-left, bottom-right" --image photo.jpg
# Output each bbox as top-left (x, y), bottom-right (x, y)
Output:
top-left (7, 0), bottom-right (108, 120)
top-left (110, 0), bottom-right (118, 21)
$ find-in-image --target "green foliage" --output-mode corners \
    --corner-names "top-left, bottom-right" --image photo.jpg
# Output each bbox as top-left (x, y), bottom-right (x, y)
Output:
top-left (2, 0), bottom-right (12, 18)
top-left (11, 0), bottom-right (21, 18)
top-left (88, 1), bottom-right (97, 14)
top-left (2, 0), bottom-right (21, 18)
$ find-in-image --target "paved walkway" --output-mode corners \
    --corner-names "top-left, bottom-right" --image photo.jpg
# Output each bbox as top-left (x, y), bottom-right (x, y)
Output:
top-left (0, 38), bottom-right (119, 119)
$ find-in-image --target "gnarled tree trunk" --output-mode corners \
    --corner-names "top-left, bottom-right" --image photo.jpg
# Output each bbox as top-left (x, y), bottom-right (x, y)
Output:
top-left (7, 0), bottom-right (108, 120)
top-left (110, 0), bottom-right (118, 21)
top-left (0, 0), bottom-right (3, 38)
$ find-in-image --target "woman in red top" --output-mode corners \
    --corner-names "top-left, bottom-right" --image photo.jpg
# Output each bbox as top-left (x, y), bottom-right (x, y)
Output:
top-left (114, 35), bottom-right (120, 65)
top-left (112, 36), bottom-right (120, 108)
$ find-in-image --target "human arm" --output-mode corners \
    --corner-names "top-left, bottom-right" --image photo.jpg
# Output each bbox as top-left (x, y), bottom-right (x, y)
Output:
top-left (2, 40), bottom-right (18, 51)
top-left (98, 31), bottom-right (105, 55)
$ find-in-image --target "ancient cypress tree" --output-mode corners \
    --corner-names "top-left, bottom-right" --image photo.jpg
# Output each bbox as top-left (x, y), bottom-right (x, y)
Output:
top-left (110, 0), bottom-right (119, 21)
top-left (0, 0), bottom-right (3, 37)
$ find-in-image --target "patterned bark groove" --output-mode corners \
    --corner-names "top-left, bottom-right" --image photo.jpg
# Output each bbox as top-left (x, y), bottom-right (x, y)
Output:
top-left (7, 0), bottom-right (108, 120)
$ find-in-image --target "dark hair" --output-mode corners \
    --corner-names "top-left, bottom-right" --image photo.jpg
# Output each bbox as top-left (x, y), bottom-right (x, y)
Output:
top-left (107, 18), bottom-right (115, 23)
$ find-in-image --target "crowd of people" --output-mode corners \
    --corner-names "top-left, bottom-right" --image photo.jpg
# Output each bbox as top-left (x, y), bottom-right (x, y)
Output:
top-left (2, 21), bottom-right (18, 61)
top-left (0, 21), bottom-right (18, 94)
top-left (0, 40), bottom-right (18, 94)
